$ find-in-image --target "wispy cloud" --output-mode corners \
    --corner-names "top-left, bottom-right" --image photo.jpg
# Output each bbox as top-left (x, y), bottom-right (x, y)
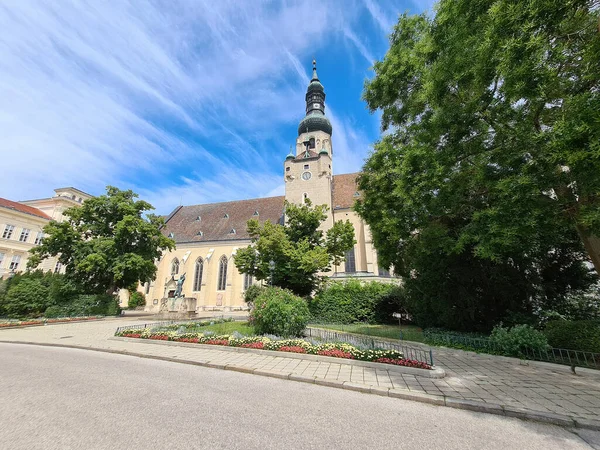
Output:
top-left (0, 0), bottom-right (427, 214)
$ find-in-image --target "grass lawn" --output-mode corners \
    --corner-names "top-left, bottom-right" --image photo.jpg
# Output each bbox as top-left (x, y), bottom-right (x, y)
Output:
top-left (183, 320), bottom-right (255, 336)
top-left (309, 323), bottom-right (425, 343)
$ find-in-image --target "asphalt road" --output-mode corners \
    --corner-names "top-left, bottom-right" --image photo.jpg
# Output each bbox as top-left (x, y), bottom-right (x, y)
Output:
top-left (1, 343), bottom-right (598, 450)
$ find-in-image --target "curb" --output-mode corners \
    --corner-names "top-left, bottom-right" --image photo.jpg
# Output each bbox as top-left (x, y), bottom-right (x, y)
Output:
top-left (1, 339), bottom-right (599, 432)
top-left (109, 336), bottom-right (446, 378)
top-left (0, 318), bottom-right (106, 330)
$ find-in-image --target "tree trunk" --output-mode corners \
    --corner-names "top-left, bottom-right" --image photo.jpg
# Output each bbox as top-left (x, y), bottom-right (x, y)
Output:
top-left (575, 223), bottom-right (600, 276)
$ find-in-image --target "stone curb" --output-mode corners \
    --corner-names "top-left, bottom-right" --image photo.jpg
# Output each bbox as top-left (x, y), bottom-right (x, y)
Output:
top-left (109, 336), bottom-right (446, 378)
top-left (0, 318), bottom-right (106, 330)
top-left (2, 339), bottom-right (600, 432)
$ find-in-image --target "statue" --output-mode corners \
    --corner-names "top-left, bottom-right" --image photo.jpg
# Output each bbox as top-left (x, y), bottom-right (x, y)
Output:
top-left (174, 272), bottom-right (186, 298)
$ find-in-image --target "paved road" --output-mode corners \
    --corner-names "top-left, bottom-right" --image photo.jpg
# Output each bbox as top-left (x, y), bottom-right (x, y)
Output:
top-left (1, 344), bottom-right (598, 450)
top-left (2, 317), bottom-right (600, 424)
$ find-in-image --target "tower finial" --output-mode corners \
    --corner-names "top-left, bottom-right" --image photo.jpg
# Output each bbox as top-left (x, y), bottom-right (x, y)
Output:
top-left (311, 59), bottom-right (318, 81)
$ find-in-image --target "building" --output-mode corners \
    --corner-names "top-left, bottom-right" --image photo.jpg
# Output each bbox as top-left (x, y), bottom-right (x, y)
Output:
top-left (0, 187), bottom-right (92, 279)
top-left (144, 61), bottom-right (391, 313)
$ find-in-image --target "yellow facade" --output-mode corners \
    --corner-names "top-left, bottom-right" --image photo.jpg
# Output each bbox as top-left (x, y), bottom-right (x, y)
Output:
top-left (0, 187), bottom-right (92, 279)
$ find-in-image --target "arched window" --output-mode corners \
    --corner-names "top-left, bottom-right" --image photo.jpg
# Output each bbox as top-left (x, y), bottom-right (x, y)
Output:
top-left (217, 256), bottom-right (228, 291)
top-left (243, 273), bottom-right (253, 290)
top-left (344, 248), bottom-right (356, 273)
top-left (194, 258), bottom-right (204, 291)
top-left (171, 258), bottom-right (179, 276)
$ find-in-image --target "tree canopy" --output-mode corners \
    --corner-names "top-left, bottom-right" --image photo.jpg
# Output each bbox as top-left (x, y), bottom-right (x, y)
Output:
top-left (27, 186), bottom-right (175, 295)
top-left (234, 200), bottom-right (355, 296)
top-left (356, 0), bottom-right (599, 330)
top-left (359, 0), bottom-right (600, 272)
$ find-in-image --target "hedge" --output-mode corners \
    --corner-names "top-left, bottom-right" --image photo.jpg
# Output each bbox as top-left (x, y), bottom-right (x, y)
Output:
top-left (544, 320), bottom-right (600, 353)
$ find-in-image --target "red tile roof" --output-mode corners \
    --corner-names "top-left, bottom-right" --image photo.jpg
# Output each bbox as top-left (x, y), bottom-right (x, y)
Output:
top-left (0, 197), bottom-right (52, 220)
top-left (163, 196), bottom-right (285, 243)
top-left (332, 173), bottom-right (361, 209)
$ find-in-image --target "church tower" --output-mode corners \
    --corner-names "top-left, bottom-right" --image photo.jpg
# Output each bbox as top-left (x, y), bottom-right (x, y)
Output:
top-left (284, 60), bottom-right (334, 229)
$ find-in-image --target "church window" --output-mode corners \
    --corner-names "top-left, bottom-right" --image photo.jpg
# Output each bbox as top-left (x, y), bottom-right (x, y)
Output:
top-left (194, 258), bottom-right (204, 291)
top-left (304, 164), bottom-right (309, 170)
top-left (344, 248), bottom-right (356, 273)
top-left (171, 258), bottom-right (179, 276)
top-left (243, 273), bottom-right (253, 290)
top-left (217, 256), bottom-right (228, 290)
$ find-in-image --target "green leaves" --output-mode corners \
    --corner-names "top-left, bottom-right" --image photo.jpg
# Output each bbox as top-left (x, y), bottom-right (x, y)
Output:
top-left (27, 186), bottom-right (175, 294)
top-left (234, 200), bottom-right (355, 296)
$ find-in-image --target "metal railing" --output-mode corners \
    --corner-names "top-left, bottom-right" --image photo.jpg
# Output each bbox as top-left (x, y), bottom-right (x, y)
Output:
top-left (305, 326), bottom-right (434, 366)
top-left (422, 330), bottom-right (600, 369)
top-left (114, 315), bottom-right (245, 334)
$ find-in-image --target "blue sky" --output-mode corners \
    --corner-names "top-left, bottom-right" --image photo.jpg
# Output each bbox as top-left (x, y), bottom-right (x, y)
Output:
top-left (0, 0), bottom-right (433, 214)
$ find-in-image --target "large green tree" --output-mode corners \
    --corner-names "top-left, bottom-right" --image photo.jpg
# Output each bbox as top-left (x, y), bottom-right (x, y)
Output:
top-left (28, 186), bottom-right (175, 295)
top-left (234, 200), bottom-right (355, 296)
top-left (359, 0), bottom-right (600, 272)
top-left (356, 0), bottom-right (599, 329)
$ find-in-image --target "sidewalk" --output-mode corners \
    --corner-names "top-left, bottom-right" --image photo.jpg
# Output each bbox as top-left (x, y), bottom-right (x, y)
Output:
top-left (1, 317), bottom-right (599, 430)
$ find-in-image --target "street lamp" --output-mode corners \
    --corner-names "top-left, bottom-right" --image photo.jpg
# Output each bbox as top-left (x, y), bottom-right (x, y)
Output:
top-left (269, 260), bottom-right (275, 286)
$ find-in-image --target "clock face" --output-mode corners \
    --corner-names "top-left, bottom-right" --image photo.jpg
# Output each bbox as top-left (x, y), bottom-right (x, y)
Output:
top-left (302, 171), bottom-right (312, 181)
top-left (313, 103), bottom-right (320, 109)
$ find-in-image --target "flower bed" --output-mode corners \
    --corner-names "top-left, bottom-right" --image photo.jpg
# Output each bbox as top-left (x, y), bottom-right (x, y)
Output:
top-left (114, 329), bottom-right (432, 370)
top-left (0, 316), bottom-right (103, 328)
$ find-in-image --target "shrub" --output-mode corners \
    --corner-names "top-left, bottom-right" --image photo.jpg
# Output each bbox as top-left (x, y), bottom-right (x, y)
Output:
top-left (309, 280), bottom-right (404, 324)
top-left (544, 320), bottom-right (600, 353)
top-left (244, 285), bottom-right (266, 308)
top-left (44, 305), bottom-right (68, 318)
top-left (250, 287), bottom-right (310, 337)
top-left (1, 278), bottom-right (51, 318)
top-left (128, 291), bottom-right (146, 310)
top-left (489, 324), bottom-right (549, 356)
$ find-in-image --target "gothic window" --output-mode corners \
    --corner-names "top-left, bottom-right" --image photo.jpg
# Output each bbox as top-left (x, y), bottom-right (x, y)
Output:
top-left (217, 255), bottom-right (228, 291)
top-left (344, 248), bottom-right (356, 273)
top-left (243, 273), bottom-right (253, 290)
top-left (193, 258), bottom-right (204, 291)
top-left (171, 258), bottom-right (179, 276)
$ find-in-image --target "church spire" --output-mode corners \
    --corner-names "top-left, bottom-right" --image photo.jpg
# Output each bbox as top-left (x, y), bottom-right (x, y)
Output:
top-left (297, 59), bottom-right (332, 137)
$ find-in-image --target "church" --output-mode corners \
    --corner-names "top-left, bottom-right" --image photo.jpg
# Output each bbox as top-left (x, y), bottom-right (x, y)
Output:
top-left (144, 61), bottom-right (391, 313)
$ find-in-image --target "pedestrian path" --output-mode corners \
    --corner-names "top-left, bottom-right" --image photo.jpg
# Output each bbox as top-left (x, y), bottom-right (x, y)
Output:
top-left (1, 317), bottom-right (599, 430)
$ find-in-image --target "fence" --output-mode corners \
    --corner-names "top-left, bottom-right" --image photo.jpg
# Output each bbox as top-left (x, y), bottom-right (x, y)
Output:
top-left (306, 326), bottom-right (434, 366)
top-left (114, 315), bottom-right (245, 334)
top-left (422, 330), bottom-right (600, 370)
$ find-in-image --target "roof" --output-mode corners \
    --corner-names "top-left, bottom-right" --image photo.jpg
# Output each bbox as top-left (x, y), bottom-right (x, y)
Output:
top-left (163, 196), bottom-right (285, 243)
top-left (332, 173), bottom-right (361, 209)
top-left (54, 187), bottom-right (93, 197)
top-left (0, 197), bottom-right (52, 220)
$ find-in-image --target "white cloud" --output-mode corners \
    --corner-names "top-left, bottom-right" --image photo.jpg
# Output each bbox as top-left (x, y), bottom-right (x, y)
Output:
top-left (0, 0), bottom-right (388, 213)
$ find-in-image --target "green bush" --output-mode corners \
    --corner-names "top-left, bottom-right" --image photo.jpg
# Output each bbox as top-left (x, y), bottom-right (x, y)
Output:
top-left (128, 291), bottom-right (146, 309)
top-left (44, 305), bottom-right (69, 318)
top-left (244, 285), bottom-right (266, 308)
top-left (544, 320), bottom-right (600, 353)
top-left (309, 280), bottom-right (404, 324)
top-left (1, 278), bottom-right (51, 318)
top-left (250, 287), bottom-right (310, 337)
top-left (489, 324), bottom-right (549, 356)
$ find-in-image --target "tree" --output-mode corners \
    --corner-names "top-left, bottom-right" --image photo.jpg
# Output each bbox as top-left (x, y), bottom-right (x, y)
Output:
top-left (355, 1), bottom-right (599, 329)
top-left (234, 200), bottom-right (355, 296)
top-left (28, 186), bottom-right (175, 295)
top-left (359, 0), bottom-right (600, 272)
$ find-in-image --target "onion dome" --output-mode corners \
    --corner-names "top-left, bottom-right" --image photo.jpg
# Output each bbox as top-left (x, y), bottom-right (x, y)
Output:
top-left (298, 59), bottom-right (332, 137)
top-left (285, 146), bottom-right (295, 160)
